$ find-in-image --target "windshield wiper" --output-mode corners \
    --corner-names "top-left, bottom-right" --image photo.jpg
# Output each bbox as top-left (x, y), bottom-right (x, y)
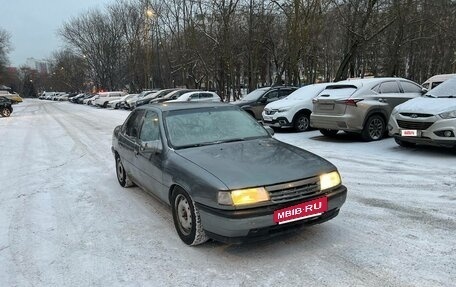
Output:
top-left (425, 94), bottom-right (436, 98)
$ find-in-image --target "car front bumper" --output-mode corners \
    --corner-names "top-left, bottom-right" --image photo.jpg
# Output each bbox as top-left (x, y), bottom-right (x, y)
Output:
top-left (196, 185), bottom-right (347, 243)
top-left (388, 115), bottom-right (456, 148)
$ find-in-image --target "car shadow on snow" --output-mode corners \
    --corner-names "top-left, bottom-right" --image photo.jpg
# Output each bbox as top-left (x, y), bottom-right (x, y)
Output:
top-left (388, 144), bottom-right (456, 156)
top-left (308, 132), bottom-right (365, 143)
top-left (202, 223), bottom-right (342, 255)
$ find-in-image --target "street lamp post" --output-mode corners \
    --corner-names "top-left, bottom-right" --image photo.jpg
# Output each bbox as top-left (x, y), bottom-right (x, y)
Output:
top-left (145, 7), bottom-right (161, 89)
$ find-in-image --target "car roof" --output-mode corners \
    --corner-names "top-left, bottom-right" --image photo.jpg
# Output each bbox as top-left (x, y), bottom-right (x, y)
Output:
top-left (331, 77), bottom-right (412, 89)
top-left (138, 102), bottom-right (230, 112)
top-left (423, 74), bottom-right (456, 84)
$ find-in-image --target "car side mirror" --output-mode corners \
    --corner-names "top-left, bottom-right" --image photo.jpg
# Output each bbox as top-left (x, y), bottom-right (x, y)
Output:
top-left (264, 126), bottom-right (274, 136)
top-left (421, 88), bottom-right (428, 95)
top-left (140, 140), bottom-right (163, 155)
top-left (259, 97), bottom-right (268, 104)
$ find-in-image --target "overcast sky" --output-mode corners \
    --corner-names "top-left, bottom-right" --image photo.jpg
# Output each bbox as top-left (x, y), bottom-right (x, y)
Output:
top-left (1, 0), bottom-right (113, 67)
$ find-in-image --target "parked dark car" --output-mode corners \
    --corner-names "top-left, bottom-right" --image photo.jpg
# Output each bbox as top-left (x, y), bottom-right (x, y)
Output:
top-left (112, 103), bottom-right (347, 245)
top-left (0, 96), bottom-right (13, 117)
top-left (232, 86), bottom-right (297, 120)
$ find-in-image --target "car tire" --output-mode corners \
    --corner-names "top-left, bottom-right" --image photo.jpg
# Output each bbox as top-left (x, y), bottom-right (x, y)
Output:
top-left (394, 138), bottom-right (416, 148)
top-left (362, 115), bottom-right (385, 141)
top-left (171, 187), bottom-right (209, 246)
top-left (293, 113), bottom-right (310, 132)
top-left (115, 155), bottom-right (134, 187)
top-left (1, 108), bottom-right (11, 117)
top-left (320, 129), bottom-right (339, 137)
top-left (103, 102), bottom-right (108, 108)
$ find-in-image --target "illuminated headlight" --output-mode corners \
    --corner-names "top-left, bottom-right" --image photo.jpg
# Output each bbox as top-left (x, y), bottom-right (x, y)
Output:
top-left (439, 110), bottom-right (456, 119)
top-left (278, 107), bottom-right (291, 112)
top-left (320, 171), bottom-right (341, 191)
top-left (218, 187), bottom-right (270, 206)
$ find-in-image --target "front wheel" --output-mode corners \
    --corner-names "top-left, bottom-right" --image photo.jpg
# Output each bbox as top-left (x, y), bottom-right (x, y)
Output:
top-left (1, 108), bottom-right (11, 117)
top-left (171, 188), bottom-right (208, 246)
top-left (320, 129), bottom-right (339, 137)
top-left (115, 155), bottom-right (134, 187)
top-left (293, 113), bottom-right (310, 132)
top-left (361, 115), bottom-right (385, 141)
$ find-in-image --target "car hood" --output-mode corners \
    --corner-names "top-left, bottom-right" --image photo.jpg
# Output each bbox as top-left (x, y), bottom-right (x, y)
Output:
top-left (175, 138), bottom-right (336, 190)
top-left (395, 97), bottom-right (456, 114)
top-left (265, 98), bottom-right (305, 110)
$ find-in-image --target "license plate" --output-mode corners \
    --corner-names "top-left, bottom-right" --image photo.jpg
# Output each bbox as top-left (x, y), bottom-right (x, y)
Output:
top-left (401, 130), bottom-right (418, 137)
top-left (273, 197), bottom-right (328, 225)
top-left (319, 103), bottom-right (334, 110)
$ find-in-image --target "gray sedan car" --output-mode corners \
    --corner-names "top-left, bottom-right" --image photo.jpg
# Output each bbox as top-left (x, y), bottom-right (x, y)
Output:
top-left (112, 103), bottom-right (347, 245)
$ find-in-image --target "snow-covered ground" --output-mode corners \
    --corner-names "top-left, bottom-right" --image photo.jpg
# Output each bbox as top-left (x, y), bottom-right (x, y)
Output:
top-left (1, 100), bottom-right (455, 287)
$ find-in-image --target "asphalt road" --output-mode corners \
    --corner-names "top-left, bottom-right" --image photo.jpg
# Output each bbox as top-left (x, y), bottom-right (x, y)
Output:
top-left (0, 100), bottom-right (455, 286)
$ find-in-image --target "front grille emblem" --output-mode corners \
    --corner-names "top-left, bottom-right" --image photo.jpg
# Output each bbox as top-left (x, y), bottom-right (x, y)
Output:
top-left (410, 114), bottom-right (418, 118)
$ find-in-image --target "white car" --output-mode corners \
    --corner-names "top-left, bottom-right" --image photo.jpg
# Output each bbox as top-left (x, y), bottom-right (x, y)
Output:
top-left (166, 91), bottom-right (221, 103)
top-left (107, 94), bottom-right (137, 109)
top-left (262, 83), bottom-right (328, 132)
top-left (388, 76), bottom-right (456, 149)
top-left (94, 91), bottom-right (127, 108)
top-left (84, 95), bottom-right (99, 105)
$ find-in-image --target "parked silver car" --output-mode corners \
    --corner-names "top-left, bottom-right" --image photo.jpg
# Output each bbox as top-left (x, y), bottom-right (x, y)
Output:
top-left (389, 76), bottom-right (456, 149)
top-left (310, 78), bottom-right (425, 141)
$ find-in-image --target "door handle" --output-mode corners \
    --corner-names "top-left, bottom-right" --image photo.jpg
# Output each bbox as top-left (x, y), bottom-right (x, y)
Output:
top-left (378, 98), bottom-right (387, 103)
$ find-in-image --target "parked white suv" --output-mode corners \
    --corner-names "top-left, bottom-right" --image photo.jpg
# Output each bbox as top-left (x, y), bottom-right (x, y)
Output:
top-left (94, 91), bottom-right (127, 108)
top-left (262, 83), bottom-right (328, 131)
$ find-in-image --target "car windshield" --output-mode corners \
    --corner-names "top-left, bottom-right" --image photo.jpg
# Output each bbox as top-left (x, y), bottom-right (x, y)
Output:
top-left (164, 107), bottom-right (269, 149)
top-left (240, 88), bottom-right (269, 102)
top-left (425, 77), bottom-right (456, 98)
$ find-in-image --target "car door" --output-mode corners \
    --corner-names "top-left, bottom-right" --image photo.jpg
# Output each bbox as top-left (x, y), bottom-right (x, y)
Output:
top-left (376, 81), bottom-right (403, 114)
top-left (252, 90), bottom-right (279, 119)
top-left (133, 110), bottom-right (167, 202)
top-left (117, 109), bottom-right (145, 180)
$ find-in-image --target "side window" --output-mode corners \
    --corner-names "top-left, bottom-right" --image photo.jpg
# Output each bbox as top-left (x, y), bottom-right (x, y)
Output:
top-left (139, 111), bottom-right (160, 142)
top-left (279, 89), bottom-right (294, 98)
top-left (189, 94), bottom-right (199, 100)
top-left (400, 81), bottom-right (422, 93)
top-left (372, 84), bottom-right (380, 93)
top-left (379, 81), bottom-right (401, 94)
top-left (263, 91), bottom-right (279, 102)
top-left (123, 110), bottom-right (145, 138)
top-left (200, 93), bottom-right (212, 99)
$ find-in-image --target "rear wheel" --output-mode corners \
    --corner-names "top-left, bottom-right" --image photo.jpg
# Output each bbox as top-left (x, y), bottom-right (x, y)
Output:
top-left (320, 129), bottom-right (339, 137)
top-left (394, 138), bottom-right (416, 148)
top-left (1, 108), bottom-right (11, 117)
top-left (115, 155), bottom-right (134, 187)
top-left (361, 115), bottom-right (385, 141)
top-left (103, 102), bottom-right (108, 108)
top-left (171, 187), bottom-right (208, 246)
top-left (293, 113), bottom-right (310, 132)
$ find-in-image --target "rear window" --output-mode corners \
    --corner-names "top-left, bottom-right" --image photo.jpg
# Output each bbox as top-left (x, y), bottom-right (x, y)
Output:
top-left (318, 85), bottom-right (357, 99)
